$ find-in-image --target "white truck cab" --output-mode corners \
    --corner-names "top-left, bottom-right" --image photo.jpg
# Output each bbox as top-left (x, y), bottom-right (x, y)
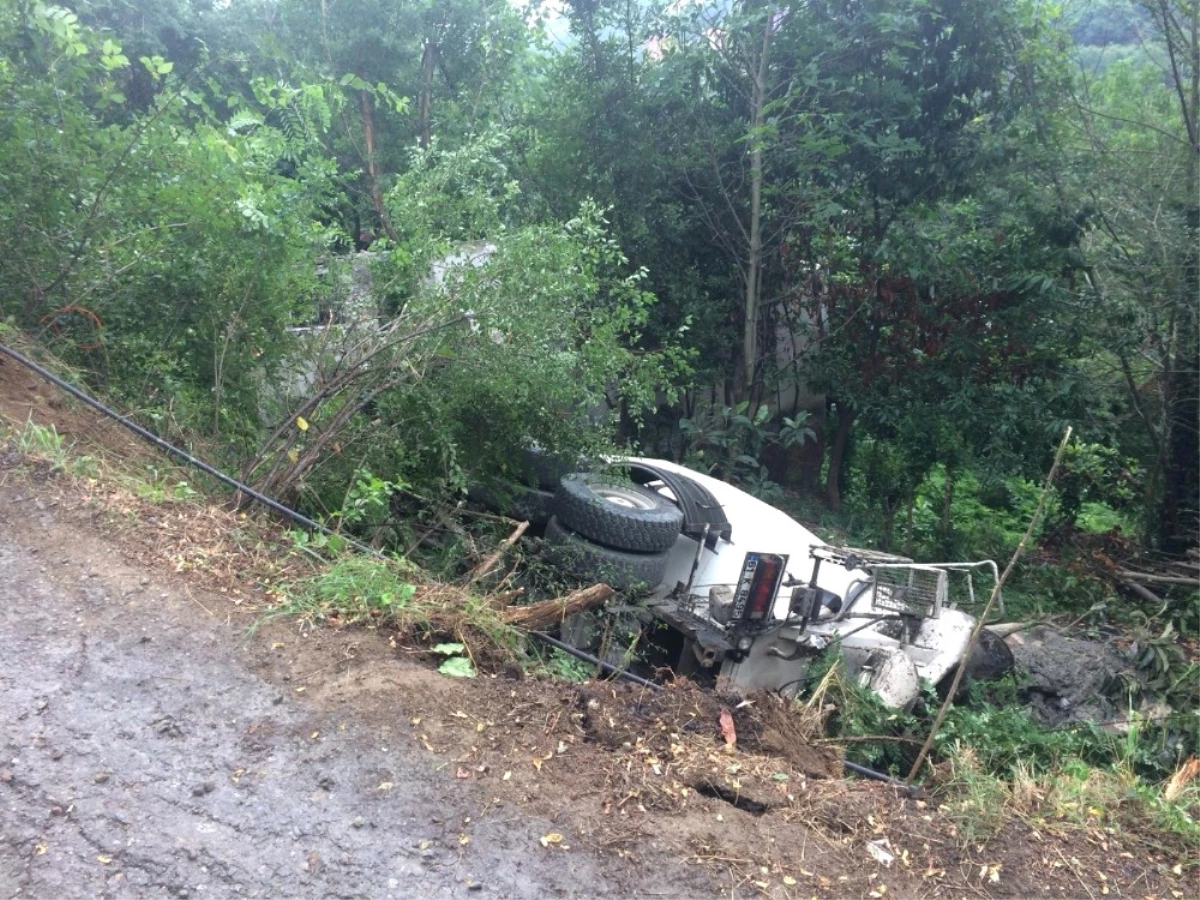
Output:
top-left (536, 457), bottom-right (1006, 709)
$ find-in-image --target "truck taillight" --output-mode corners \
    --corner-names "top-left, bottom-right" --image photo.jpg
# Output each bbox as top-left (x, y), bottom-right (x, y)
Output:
top-left (730, 552), bottom-right (789, 625)
top-left (746, 554), bottom-right (782, 621)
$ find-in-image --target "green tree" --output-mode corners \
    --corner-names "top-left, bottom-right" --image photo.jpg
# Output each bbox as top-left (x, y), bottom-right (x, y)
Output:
top-left (1066, 0), bottom-right (1199, 552)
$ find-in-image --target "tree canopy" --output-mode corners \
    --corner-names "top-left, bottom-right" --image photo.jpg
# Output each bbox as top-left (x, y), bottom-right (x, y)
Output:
top-left (0, 0), bottom-right (1194, 556)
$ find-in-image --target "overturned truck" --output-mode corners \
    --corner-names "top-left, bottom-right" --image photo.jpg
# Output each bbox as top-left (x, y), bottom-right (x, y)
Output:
top-left (483, 456), bottom-right (1012, 708)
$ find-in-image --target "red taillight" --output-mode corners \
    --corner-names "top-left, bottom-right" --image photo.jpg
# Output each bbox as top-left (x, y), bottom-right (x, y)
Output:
top-left (746, 554), bottom-right (782, 621)
top-left (731, 552), bottom-right (788, 625)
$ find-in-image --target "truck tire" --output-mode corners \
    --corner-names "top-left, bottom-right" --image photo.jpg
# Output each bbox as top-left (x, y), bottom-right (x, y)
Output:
top-left (554, 473), bottom-right (683, 553)
top-left (543, 516), bottom-right (670, 592)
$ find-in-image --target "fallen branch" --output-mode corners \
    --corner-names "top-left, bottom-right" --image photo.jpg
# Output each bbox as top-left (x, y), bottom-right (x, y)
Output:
top-left (906, 426), bottom-right (1073, 785)
top-left (1119, 578), bottom-right (1164, 605)
top-left (1117, 569), bottom-right (1200, 587)
top-left (502, 583), bottom-right (614, 630)
top-left (469, 520), bottom-right (529, 587)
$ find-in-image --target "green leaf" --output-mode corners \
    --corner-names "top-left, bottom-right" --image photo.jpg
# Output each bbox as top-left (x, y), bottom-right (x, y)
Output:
top-left (438, 656), bottom-right (476, 678)
top-left (432, 642), bottom-right (466, 656)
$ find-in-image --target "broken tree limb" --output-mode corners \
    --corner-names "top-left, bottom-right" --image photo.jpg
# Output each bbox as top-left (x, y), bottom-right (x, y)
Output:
top-left (1117, 570), bottom-right (1200, 586)
top-left (1120, 578), bottom-right (1164, 605)
top-left (469, 520), bottom-right (529, 588)
top-left (905, 426), bottom-right (1073, 785)
top-left (502, 583), bottom-right (614, 630)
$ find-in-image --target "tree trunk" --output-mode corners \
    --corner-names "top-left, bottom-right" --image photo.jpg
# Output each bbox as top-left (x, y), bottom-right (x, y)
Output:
top-left (1158, 255), bottom-right (1199, 555)
top-left (824, 402), bottom-right (854, 511)
top-left (881, 502), bottom-right (896, 552)
top-left (740, 8), bottom-right (773, 398)
top-left (940, 469), bottom-right (956, 555)
top-left (904, 490), bottom-right (915, 557)
top-left (1156, 0), bottom-right (1200, 553)
top-left (418, 39), bottom-right (435, 150)
top-left (503, 583), bottom-right (615, 630)
top-left (359, 89), bottom-right (398, 243)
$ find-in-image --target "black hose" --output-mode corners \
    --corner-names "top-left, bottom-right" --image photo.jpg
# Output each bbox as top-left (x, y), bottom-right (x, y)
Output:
top-left (843, 760), bottom-right (920, 793)
top-left (532, 630), bottom-right (662, 691)
top-left (0, 341), bottom-right (382, 559)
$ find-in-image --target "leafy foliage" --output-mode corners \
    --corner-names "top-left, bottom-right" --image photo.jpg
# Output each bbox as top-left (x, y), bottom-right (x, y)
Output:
top-left (3, 0), bottom-right (1192, 563)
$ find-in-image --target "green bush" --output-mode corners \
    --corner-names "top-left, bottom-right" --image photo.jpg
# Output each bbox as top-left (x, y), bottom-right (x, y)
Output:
top-left (0, 8), bottom-right (338, 456)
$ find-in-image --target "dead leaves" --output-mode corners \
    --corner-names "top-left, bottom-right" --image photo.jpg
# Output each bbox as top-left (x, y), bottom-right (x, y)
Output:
top-left (1164, 755), bottom-right (1199, 801)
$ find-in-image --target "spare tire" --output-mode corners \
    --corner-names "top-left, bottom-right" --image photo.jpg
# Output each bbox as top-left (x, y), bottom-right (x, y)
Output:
top-left (554, 473), bottom-right (683, 553)
top-left (543, 516), bottom-right (669, 592)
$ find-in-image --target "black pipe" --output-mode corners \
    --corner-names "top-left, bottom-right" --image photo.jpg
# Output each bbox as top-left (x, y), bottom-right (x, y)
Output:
top-left (844, 760), bottom-right (919, 793)
top-left (532, 630), bottom-right (662, 691)
top-left (0, 341), bottom-right (382, 559)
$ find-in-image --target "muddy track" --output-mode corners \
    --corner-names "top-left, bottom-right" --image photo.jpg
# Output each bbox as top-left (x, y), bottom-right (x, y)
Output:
top-left (0, 489), bottom-right (711, 899)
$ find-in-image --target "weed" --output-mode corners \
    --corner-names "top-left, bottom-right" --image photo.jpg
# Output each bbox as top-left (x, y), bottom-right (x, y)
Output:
top-left (794, 649), bottom-right (923, 775)
top-left (134, 465), bottom-right (202, 503)
top-left (938, 742), bottom-right (1014, 844)
top-left (543, 647), bottom-right (594, 682)
top-left (271, 555), bottom-right (522, 659)
top-left (333, 468), bottom-right (406, 548)
top-left (274, 555), bottom-right (419, 624)
top-left (286, 527), bottom-right (351, 560)
top-left (432, 642), bottom-right (477, 678)
top-left (795, 647), bottom-right (1197, 849)
top-left (12, 416), bottom-right (100, 478)
top-left (16, 417), bottom-right (65, 459)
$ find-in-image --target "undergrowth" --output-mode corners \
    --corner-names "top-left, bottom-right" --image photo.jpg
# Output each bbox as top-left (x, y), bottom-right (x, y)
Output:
top-left (800, 649), bottom-right (1200, 849)
top-left (11, 417), bottom-right (100, 478)
top-left (268, 554), bottom-right (524, 659)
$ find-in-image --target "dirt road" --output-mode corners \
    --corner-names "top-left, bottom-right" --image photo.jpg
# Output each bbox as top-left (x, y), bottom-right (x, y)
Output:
top-left (0, 487), bottom-right (708, 899)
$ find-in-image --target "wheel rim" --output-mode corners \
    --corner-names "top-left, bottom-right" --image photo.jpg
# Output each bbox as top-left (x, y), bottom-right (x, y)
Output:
top-left (589, 484), bottom-right (656, 511)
